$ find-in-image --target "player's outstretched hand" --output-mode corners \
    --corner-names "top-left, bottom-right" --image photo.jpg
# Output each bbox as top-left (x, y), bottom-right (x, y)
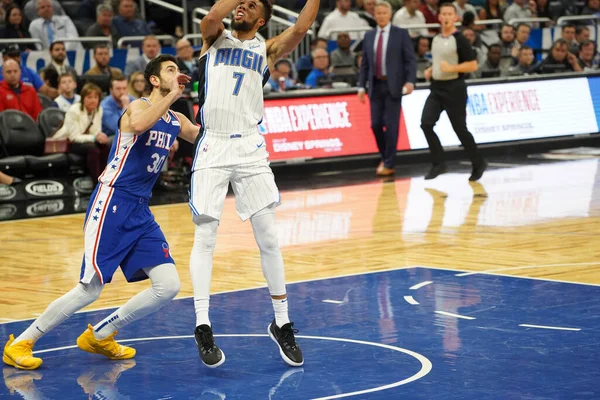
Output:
top-left (171, 73), bottom-right (191, 97)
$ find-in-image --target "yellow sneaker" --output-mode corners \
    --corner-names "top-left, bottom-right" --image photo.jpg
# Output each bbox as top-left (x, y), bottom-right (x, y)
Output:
top-left (2, 335), bottom-right (43, 370)
top-left (76, 325), bottom-right (136, 360)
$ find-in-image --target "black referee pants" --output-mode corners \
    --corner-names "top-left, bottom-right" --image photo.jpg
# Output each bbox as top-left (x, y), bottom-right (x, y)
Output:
top-left (420, 79), bottom-right (483, 166)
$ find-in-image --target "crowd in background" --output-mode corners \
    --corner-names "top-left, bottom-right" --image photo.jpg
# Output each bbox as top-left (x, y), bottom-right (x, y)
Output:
top-left (0, 0), bottom-right (598, 183)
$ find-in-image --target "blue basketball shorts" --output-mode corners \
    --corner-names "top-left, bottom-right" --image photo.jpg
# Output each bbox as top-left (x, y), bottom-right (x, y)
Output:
top-left (79, 184), bottom-right (175, 284)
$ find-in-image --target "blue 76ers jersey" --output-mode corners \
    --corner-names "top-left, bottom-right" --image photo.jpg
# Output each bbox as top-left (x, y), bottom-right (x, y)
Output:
top-left (99, 99), bottom-right (181, 199)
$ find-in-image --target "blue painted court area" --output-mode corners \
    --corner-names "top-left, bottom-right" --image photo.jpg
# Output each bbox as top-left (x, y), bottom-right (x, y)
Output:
top-left (1, 267), bottom-right (599, 399)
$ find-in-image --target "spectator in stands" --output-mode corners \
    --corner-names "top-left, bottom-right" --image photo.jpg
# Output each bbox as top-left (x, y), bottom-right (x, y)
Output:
top-left (475, 43), bottom-right (503, 78)
top-left (582, 0), bottom-right (600, 24)
top-left (462, 27), bottom-right (485, 64)
top-left (530, 39), bottom-right (583, 73)
top-left (266, 59), bottom-right (295, 92)
top-left (498, 24), bottom-right (516, 69)
top-left (124, 35), bottom-right (160, 76)
top-left (52, 72), bottom-right (80, 112)
top-left (0, 5), bottom-right (36, 51)
top-left (112, 0), bottom-right (151, 41)
top-left (41, 41), bottom-right (77, 80)
top-left (22, 0), bottom-right (64, 22)
top-left (393, 0), bottom-right (428, 39)
top-left (85, 3), bottom-right (120, 49)
top-left (420, 0), bottom-right (439, 27)
top-left (78, 0), bottom-right (102, 21)
top-left (0, 171), bottom-right (20, 185)
top-left (576, 27), bottom-right (591, 44)
top-left (127, 71), bottom-right (148, 98)
top-left (86, 44), bottom-right (123, 78)
top-left (479, 0), bottom-right (504, 20)
top-left (330, 32), bottom-right (355, 67)
top-left (504, 0), bottom-right (536, 25)
top-left (296, 37), bottom-right (327, 81)
top-left (175, 38), bottom-right (199, 87)
top-left (100, 75), bottom-right (133, 138)
top-left (28, 0), bottom-right (81, 51)
top-left (512, 23), bottom-right (531, 55)
top-left (508, 45), bottom-right (535, 74)
top-left (53, 83), bottom-right (109, 182)
top-left (453, 0), bottom-right (478, 21)
top-left (416, 36), bottom-right (432, 81)
top-left (0, 59), bottom-right (43, 120)
top-left (561, 24), bottom-right (579, 54)
top-left (305, 48), bottom-right (332, 88)
top-left (359, 0), bottom-right (377, 28)
top-left (0, 45), bottom-right (58, 98)
top-left (578, 40), bottom-right (599, 71)
top-left (318, 0), bottom-right (370, 41)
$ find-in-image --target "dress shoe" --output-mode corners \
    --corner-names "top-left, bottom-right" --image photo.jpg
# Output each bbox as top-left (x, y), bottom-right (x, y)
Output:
top-left (377, 167), bottom-right (395, 176)
top-left (425, 164), bottom-right (448, 180)
top-left (469, 160), bottom-right (488, 181)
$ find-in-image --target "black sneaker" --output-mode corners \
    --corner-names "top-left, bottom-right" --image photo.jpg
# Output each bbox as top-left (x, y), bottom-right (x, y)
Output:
top-left (425, 164), bottom-right (448, 180)
top-left (469, 159), bottom-right (488, 181)
top-left (194, 325), bottom-right (225, 368)
top-left (268, 320), bottom-right (304, 367)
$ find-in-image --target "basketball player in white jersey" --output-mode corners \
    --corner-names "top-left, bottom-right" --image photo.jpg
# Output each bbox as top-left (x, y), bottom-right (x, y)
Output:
top-left (189, 0), bottom-right (319, 368)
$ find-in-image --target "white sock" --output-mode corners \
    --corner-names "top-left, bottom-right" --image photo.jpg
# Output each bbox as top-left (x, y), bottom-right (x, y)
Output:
top-left (93, 263), bottom-right (180, 340)
top-left (272, 297), bottom-right (290, 328)
top-left (190, 217), bottom-right (219, 328)
top-left (13, 275), bottom-right (103, 345)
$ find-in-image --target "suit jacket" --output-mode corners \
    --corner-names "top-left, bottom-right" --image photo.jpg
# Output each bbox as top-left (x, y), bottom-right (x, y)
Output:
top-left (176, 57), bottom-right (200, 88)
top-left (358, 25), bottom-right (417, 99)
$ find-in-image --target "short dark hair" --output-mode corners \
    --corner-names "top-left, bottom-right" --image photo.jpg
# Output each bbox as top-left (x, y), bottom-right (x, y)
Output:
top-left (58, 72), bottom-right (76, 85)
top-left (258, 0), bottom-right (273, 24)
top-left (576, 26), bottom-right (590, 35)
top-left (312, 37), bottom-right (328, 47)
top-left (274, 59), bottom-right (291, 71)
top-left (580, 39), bottom-right (596, 51)
top-left (562, 23), bottom-right (576, 31)
top-left (439, 2), bottom-right (456, 12)
top-left (501, 23), bottom-right (514, 31)
top-left (519, 45), bottom-right (533, 53)
top-left (488, 44), bottom-right (501, 51)
top-left (93, 43), bottom-right (110, 55)
top-left (516, 23), bottom-right (530, 31)
top-left (110, 74), bottom-right (128, 88)
top-left (49, 41), bottom-right (65, 51)
top-left (144, 54), bottom-right (177, 86)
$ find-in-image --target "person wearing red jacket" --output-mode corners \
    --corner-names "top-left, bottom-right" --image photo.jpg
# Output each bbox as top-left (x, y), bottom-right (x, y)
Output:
top-left (0, 59), bottom-right (43, 120)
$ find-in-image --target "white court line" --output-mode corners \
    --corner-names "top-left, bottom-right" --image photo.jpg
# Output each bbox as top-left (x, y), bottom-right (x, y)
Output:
top-left (322, 300), bottom-right (344, 304)
top-left (434, 311), bottom-right (475, 320)
top-left (412, 265), bottom-right (600, 288)
top-left (455, 262), bottom-right (600, 277)
top-left (403, 296), bottom-right (419, 305)
top-left (33, 334), bottom-right (433, 400)
top-left (519, 324), bottom-right (581, 332)
top-left (459, 161), bottom-right (520, 167)
top-left (409, 281), bottom-right (433, 290)
top-left (1, 266), bottom-right (421, 326)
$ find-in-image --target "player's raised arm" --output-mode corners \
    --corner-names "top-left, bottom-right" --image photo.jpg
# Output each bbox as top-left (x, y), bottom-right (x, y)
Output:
top-left (265, 0), bottom-right (319, 67)
top-left (200, 0), bottom-right (239, 42)
top-left (122, 71), bottom-right (190, 135)
top-left (175, 112), bottom-right (200, 144)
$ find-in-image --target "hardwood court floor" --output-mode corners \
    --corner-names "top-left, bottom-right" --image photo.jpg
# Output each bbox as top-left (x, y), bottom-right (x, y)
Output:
top-left (1, 158), bottom-right (600, 321)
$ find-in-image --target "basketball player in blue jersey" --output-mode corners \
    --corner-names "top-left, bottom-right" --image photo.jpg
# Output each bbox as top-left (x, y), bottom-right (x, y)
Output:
top-left (3, 55), bottom-right (201, 370)
top-left (188, 0), bottom-right (319, 368)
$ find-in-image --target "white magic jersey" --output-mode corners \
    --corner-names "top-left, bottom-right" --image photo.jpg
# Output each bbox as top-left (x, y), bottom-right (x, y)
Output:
top-left (195, 30), bottom-right (270, 134)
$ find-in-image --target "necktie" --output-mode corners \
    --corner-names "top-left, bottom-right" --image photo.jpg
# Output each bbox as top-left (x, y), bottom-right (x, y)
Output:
top-left (45, 20), bottom-right (54, 44)
top-left (375, 29), bottom-right (384, 78)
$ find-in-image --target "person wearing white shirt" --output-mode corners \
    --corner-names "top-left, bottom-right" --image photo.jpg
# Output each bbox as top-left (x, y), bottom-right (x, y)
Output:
top-left (28, 0), bottom-right (82, 52)
top-left (453, 0), bottom-right (478, 20)
top-left (319, 0), bottom-right (370, 40)
top-left (52, 73), bottom-right (81, 112)
top-left (392, 0), bottom-right (428, 39)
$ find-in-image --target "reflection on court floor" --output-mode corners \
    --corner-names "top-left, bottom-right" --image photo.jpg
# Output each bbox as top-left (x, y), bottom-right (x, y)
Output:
top-left (1, 266), bottom-right (599, 399)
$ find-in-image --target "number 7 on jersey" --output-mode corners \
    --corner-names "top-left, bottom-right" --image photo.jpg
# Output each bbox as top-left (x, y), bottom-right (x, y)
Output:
top-left (232, 72), bottom-right (245, 96)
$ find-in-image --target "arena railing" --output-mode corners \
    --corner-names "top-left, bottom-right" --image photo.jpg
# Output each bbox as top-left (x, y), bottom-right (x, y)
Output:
top-left (556, 15), bottom-right (600, 26)
top-left (507, 17), bottom-right (552, 26)
top-left (0, 38), bottom-right (42, 47)
top-left (139, 0), bottom-right (189, 35)
top-left (117, 35), bottom-right (177, 48)
top-left (56, 37), bottom-right (112, 46)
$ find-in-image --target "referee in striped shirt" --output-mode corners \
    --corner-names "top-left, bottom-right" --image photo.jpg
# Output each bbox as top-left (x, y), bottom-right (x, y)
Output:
top-left (421, 2), bottom-right (487, 181)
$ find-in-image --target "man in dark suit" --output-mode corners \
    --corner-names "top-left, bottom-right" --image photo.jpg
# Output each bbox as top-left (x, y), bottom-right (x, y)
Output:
top-left (358, 1), bottom-right (417, 176)
top-left (175, 38), bottom-right (200, 89)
